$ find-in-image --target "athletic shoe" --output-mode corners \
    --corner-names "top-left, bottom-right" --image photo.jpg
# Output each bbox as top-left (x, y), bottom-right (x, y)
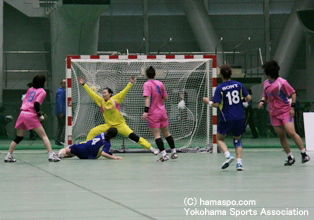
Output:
top-left (284, 155), bottom-right (295, 166)
top-left (157, 154), bottom-right (169, 162)
top-left (4, 155), bottom-right (16, 163)
top-left (150, 148), bottom-right (159, 155)
top-left (236, 163), bottom-right (244, 171)
top-left (171, 152), bottom-right (178, 159)
top-left (221, 156), bottom-right (234, 169)
top-left (301, 152), bottom-right (310, 163)
top-left (49, 152), bottom-right (61, 162)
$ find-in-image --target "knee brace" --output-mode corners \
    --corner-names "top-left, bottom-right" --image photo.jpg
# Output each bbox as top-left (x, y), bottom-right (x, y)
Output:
top-left (13, 136), bottom-right (24, 144)
top-left (128, 133), bottom-right (140, 142)
top-left (233, 139), bottom-right (242, 148)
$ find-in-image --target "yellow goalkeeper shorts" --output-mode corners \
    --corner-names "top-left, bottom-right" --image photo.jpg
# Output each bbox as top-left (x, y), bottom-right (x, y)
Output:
top-left (86, 123), bottom-right (133, 141)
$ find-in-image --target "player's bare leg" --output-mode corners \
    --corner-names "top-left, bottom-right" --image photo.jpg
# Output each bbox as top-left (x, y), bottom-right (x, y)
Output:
top-left (150, 128), bottom-right (168, 162)
top-left (234, 136), bottom-right (244, 171)
top-left (161, 126), bottom-right (177, 159)
top-left (274, 126), bottom-right (295, 166)
top-left (33, 126), bottom-right (60, 162)
top-left (217, 133), bottom-right (234, 169)
top-left (4, 129), bottom-right (26, 162)
top-left (284, 122), bottom-right (310, 163)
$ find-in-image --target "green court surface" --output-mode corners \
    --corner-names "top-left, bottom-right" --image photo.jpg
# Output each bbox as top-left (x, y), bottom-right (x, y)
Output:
top-left (0, 136), bottom-right (305, 150)
top-left (0, 149), bottom-right (313, 220)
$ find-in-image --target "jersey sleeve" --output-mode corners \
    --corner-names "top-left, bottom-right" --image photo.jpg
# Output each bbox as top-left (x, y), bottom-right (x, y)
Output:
top-left (263, 80), bottom-right (267, 98)
top-left (83, 84), bottom-right (103, 107)
top-left (34, 89), bottom-right (46, 105)
top-left (282, 80), bottom-right (295, 96)
top-left (212, 87), bottom-right (222, 103)
top-left (102, 141), bottom-right (112, 155)
top-left (112, 82), bottom-right (133, 104)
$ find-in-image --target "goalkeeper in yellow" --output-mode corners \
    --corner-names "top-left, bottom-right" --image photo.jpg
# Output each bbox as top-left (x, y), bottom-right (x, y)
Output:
top-left (78, 76), bottom-right (159, 155)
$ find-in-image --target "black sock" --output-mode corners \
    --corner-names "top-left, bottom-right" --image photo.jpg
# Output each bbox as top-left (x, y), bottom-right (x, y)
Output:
top-left (155, 138), bottom-right (165, 152)
top-left (165, 135), bottom-right (175, 149)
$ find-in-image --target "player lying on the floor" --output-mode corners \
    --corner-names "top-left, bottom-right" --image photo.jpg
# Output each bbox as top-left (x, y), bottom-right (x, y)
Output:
top-left (57, 128), bottom-right (122, 160)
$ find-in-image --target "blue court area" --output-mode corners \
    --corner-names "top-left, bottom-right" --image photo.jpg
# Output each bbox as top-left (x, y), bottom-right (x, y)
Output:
top-left (0, 147), bottom-right (313, 220)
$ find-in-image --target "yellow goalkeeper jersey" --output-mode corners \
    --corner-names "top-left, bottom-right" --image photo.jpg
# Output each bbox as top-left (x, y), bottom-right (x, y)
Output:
top-left (83, 83), bottom-right (133, 126)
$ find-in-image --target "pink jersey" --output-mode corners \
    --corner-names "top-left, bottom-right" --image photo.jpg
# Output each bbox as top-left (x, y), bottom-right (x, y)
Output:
top-left (143, 79), bottom-right (168, 113)
top-left (263, 77), bottom-right (295, 116)
top-left (20, 87), bottom-right (46, 114)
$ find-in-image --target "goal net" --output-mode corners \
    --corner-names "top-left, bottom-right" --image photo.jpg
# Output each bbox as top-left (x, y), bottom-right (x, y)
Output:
top-left (66, 55), bottom-right (216, 152)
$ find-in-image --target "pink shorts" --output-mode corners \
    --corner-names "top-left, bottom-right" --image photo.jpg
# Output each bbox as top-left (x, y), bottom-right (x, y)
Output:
top-left (147, 113), bottom-right (169, 128)
top-left (15, 112), bottom-right (41, 130)
top-left (270, 111), bottom-right (294, 127)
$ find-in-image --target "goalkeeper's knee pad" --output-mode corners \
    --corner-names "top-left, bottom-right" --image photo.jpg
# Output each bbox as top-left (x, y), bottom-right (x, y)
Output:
top-left (233, 138), bottom-right (242, 148)
top-left (13, 136), bottom-right (24, 144)
top-left (128, 133), bottom-right (140, 142)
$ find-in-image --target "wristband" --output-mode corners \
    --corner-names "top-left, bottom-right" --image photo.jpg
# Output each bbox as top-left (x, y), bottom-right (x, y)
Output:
top-left (260, 100), bottom-right (265, 104)
top-left (144, 107), bottom-right (149, 113)
top-left (291, 103), bottom-right (296, 108)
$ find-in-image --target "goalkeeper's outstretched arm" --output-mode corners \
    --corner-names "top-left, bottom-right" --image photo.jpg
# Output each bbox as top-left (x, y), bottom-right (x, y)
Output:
top-left (78, 78), bottom-right (103, 106)
top-left (112, 76), bottom-right (135, 104)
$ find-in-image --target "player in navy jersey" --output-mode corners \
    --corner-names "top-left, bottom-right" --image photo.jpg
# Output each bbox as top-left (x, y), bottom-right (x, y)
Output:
top-left (203, 65), bottom-right (251, 171)
top-left (57, 128), bottom-right (122, 160)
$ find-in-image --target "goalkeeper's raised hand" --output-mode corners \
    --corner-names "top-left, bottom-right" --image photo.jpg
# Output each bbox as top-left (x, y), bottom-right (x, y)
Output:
top-left (129, 76), bottom-right (135, 84)
top-left (78, 78), bottom-right (85, 85)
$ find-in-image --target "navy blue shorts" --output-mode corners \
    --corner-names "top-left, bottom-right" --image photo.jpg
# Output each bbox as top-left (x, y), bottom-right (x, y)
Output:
top-left (70, 143), bottom-right (91, 159)
top-left (218, 118), bottom-right (245, 136)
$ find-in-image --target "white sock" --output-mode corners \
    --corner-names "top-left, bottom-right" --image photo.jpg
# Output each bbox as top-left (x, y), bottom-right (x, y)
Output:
top-left (150, 147), bottom-right (155, 151)
top-left (171, 148), bottom-right (176, 153)
top-left (237, 158), bottom-right (242, 164)
top-left (287, 152), bottom-right (294, 158)
top-left (224, 151), bottom-right (231, 158)
top-left (48, 152), bottom-right (54, 157)
top-left (7, 152), bottom-right (12, 157)
top-left (301, 149), bottom-right (306, 153)
top-left (161, 150), bottom-right (167, 156)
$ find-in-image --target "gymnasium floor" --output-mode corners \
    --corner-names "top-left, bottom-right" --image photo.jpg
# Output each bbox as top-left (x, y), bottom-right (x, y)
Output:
top-left (0, 145), bottom-right (313, 219)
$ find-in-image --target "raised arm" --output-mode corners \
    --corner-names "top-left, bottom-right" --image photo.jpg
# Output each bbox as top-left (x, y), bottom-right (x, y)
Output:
top-left (78, 78), bottom-right (103, 106)
top-left (112, 76), bottom-right (135, 104)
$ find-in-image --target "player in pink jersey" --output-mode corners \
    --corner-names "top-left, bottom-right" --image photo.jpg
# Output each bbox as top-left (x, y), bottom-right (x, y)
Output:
top-left (258, 60), bottom-right (310, 166)
top-left (142, 66), bottom-right (177, 162)
top-left (4, 75), bottom-right (60, 163)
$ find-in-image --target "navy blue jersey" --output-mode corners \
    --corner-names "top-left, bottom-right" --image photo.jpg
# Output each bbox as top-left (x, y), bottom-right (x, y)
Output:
top-left (70, 133), bottom-right (111, 159)
top-left (213, 80), bottom-right (249, 122)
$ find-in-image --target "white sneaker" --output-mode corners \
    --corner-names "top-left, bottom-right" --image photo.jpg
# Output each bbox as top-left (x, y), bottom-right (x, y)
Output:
top-left (49, 152), bottom-right (61, 162)
top-left (221, 156), bottom-right (235, 169)
top-left (157, 154), bottom-right (169, 162)
top-left (4, 155), bottom-right (16, 163)
top-left (171, 152), bottom-right (178, 159)
top-left (150, 148), bottom-right (159, 155)
top-left (236, 163), bottom-right (244, 171)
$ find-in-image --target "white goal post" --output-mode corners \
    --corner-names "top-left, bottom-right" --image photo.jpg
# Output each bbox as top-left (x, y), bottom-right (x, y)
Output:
top-left (65, 54), bottom-right (218, 153)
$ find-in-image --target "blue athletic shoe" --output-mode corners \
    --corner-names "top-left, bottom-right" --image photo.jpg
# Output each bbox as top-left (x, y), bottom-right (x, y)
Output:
top-left (221, 156), bottom-right (234, 169)
top-left (236, 163), bottom-right (244, 171)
